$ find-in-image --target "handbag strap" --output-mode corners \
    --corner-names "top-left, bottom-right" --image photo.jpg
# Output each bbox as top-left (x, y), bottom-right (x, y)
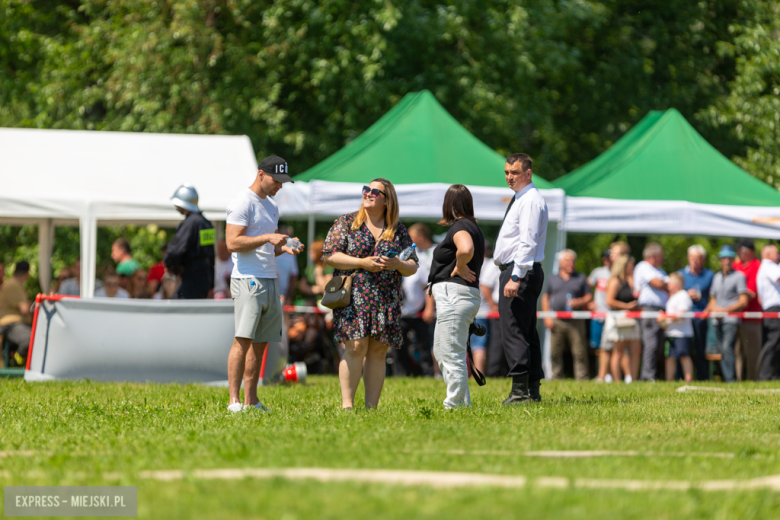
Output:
top-left (467, 334), bottom-right (486, 386)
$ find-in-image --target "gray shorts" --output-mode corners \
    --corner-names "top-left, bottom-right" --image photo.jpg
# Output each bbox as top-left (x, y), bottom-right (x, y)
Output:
top-left (231, 277), bottom-right (283, 343)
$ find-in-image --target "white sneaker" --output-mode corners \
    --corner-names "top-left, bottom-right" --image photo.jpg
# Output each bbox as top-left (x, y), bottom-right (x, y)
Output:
top-left (227, 402), bottom-right (244, 413)
top-left (248, 402), bottom-right (271, 412)
top-left (604, 374), bottom-right (613, 383)
top-left (624, 375), bottom-right (633, 384)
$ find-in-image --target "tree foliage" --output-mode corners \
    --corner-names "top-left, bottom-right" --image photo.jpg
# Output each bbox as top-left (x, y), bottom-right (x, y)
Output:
top-left (2, 0), bottom-right (773, 180)
top-left (700, 0), bottom-right (780, 188)
top-left (2, 0), bottom-right (779, 295)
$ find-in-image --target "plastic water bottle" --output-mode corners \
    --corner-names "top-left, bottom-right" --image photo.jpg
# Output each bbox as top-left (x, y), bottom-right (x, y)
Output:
top-left (399, 244), bottom-right (416, 261)
top-left (565, 292), bottom-right (573, 311)
top-left (285, 237), bottom-right (302, 249)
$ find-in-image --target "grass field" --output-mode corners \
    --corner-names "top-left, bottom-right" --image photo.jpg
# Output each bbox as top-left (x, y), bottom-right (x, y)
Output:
top-left (2, 376), bottom-right (780, 519)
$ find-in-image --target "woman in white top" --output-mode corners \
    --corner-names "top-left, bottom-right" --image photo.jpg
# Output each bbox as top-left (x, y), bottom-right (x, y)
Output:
top-left (605, 255), bottom-right (641, 382)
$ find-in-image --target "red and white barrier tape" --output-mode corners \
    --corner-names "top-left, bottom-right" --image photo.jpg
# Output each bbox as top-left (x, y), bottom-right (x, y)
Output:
top-left (281, 304), bottom-right (779, 320)
top-left (535, 311), bottom-right (776, 319)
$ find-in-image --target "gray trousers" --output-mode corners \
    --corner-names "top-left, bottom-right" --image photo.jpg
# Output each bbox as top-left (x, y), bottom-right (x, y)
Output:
top-left (432, 283), bottom-right (481, 409)
top-left (0, 322), bottom-right (32, 357)
top-left (641, 311), bottom-right (665, 381)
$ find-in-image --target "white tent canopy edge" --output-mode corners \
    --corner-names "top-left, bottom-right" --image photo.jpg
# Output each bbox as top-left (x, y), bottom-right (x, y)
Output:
top-left (564, 197), bottom-right (780, 238)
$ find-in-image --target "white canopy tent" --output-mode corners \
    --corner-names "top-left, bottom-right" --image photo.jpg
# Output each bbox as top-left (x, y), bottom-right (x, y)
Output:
top-left (0, 128), bottom-right (258, 297)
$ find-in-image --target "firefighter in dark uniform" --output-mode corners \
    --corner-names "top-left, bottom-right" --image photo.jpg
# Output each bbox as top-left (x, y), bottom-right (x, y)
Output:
top-left (165, 184), bottom-right (216, 299)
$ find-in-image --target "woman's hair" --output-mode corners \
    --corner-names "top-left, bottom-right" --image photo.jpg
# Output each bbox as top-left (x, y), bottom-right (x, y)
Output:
top-left (438, 184), bottom-right (476, 226)
top-left (611, 254), bottom-right (632, 281)
top-left (610, 241), bottom-right (630, 257)
top-left (352, 178), bottom-right (399, 242)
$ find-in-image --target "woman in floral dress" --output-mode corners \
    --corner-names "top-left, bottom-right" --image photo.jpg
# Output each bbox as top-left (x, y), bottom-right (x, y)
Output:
top-left (322, 179), bottom-right (419, 409)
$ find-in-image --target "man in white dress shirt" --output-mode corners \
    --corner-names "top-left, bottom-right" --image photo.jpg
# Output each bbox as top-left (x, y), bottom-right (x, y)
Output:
top-left (493, 153), bottom-right (548, 404)
top-left (633, 242), bottom-right (669, 381)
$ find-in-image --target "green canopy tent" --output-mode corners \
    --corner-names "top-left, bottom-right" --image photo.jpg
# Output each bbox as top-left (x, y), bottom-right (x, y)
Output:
top-left (553, 108), bottom-right (780, 238)
top-left (274, 90), bottom-right (566, 261)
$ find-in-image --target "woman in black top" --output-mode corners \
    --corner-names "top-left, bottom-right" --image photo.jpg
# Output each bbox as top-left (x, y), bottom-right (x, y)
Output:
top-left (428, 185), bottom-right (485, 408)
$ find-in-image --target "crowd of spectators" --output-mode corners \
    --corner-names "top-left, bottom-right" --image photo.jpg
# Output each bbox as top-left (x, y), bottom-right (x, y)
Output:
top-left (391, 232), bottom-right (780, 382)
top-left (4, 225), bottom-right (780, 381)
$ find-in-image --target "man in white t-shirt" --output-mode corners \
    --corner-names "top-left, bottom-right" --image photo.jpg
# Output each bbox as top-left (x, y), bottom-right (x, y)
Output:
top-left (757, 244), bottom-right (780, 380)
top-left (633, 242), bottom-right (669, 381)
top-left (225, 155), bottom-right (305, 412)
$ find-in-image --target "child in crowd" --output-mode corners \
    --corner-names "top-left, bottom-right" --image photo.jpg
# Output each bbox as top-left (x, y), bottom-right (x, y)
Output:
top-left (658, 272), bottom-right (694, 381)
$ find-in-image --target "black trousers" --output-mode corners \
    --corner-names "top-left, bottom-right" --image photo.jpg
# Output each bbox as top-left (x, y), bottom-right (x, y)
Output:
top-left (760, 306), bottom-right (780, 381)
top-left (176, 277), bottom-right (212, 299)
top-left (691, 318), bottom-right (710, 380)
top-left (499, 262), bottom-right (544, 382)
top-left (486, 317), bottom-right (508, 377)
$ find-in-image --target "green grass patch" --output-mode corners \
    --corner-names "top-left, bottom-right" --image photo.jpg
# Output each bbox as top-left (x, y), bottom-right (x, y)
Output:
top-left (1, 377), bottom-right (779, 519)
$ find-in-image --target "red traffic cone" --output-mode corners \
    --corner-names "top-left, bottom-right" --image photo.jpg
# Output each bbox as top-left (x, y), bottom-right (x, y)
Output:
top-left (279, 362), bottom-right (307, 384)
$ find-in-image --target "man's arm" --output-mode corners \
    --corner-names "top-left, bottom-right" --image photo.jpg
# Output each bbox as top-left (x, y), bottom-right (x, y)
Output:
top-left (725, 293), bottom-right (749, 313)
top-left (285, 274), bottom-right (298, 303)
top-left (17, 300), bottom-right (31, 319)
top-left (571, 292), bottom-right (593, 310)
top-left (226, 224), bottom-right (288, 253)
top-left (480, 284), bottom-right (498, 312)
top-left (541, 293), bottom-right (554, 330)
top-left (648, 278), bottom-right (668, 291)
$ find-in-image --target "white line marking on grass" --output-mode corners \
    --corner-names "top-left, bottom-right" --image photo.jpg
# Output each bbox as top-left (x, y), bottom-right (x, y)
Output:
top-left (0, 450), bottom-right (39, 457)
top-left (677, 385), bottom-right (780, 394)
top-left (443, 450), bottom-right (734, 459)
top-left (136, 467), bottom-right (780, 492)
top-left (574, 478), bottom-right (692, 491)
top-left (139, 468), bottom-right (527, 489)
top-left (536, 477), bottom-right (569, 488)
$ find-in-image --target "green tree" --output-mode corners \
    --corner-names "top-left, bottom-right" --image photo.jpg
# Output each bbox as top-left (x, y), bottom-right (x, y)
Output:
top-left (700, 0), bottom-right (780, 188)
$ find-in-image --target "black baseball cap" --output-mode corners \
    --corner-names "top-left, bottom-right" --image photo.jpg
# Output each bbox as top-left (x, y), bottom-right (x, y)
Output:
top-left (735, 238), bottom-right (755, 252)
top-left (258, 155), bottom-right (293, 183)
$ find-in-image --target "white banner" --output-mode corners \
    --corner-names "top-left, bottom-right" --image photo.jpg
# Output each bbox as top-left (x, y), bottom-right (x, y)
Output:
top-left (25, 298), bottom-right (287, 385)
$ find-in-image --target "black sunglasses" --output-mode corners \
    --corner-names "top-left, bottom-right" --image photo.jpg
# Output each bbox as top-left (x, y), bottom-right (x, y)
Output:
top-left (362, 185), bottom-right (385, 198)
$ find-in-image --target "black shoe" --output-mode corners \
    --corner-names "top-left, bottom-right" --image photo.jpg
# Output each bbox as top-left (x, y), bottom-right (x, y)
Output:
top-left (468, 322), bottom-right (487, 337)
top-left (529, 379), bottom-right (542, 402)
top-left (502, 375), bottom-right (533, 405)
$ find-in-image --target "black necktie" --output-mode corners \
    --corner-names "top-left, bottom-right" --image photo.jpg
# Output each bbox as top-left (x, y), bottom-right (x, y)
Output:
top-left (501, 195), bottom-right (516, 226)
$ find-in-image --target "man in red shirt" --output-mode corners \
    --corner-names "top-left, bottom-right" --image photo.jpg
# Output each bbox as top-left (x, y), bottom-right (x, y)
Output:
top-left (734, 238), bottom-right (762, 380)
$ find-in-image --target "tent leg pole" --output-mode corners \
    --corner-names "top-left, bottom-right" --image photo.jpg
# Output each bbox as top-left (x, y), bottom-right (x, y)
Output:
top-left (38, 219), bottom-right (54, 293)
top-left (79, 214), bottom-right (97, 298)
top-left (307, 213), bottom-right (315, 268)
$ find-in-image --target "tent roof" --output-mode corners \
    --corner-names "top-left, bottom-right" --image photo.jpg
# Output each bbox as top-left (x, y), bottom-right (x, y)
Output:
top-left (294, 90), bottom-right (553, 189)
top-left (0, 127), bottom-right (258, 223)
top-left (553, 109), bottom-right (780, 206)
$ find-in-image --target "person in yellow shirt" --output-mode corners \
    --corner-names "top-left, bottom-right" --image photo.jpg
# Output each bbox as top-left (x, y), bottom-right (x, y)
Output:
top-left (0, 261), bottom-right (33, 365)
